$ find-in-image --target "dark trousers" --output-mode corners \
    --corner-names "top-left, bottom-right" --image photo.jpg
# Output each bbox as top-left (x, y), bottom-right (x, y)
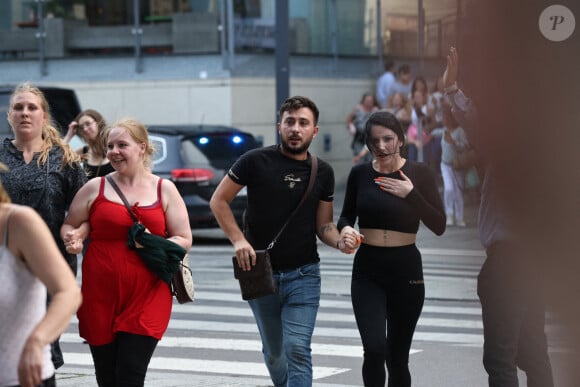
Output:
top-left (351, 244), bottom-right (425, 387)
top-left (89, 332), bottom-right (158, 387)
top-left (477, 243), bottom-right (553, 387)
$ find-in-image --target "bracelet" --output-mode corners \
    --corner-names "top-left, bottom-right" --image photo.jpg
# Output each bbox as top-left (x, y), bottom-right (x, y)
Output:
top-left (444, 82), bottom-right (458, 94)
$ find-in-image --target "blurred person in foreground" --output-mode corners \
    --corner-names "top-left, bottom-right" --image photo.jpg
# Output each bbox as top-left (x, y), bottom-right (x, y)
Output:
top-left (64, 109), bottom-right (115, 179)
top-left (61, 118), bottom-right (192, 386)
top-left (443, 45), bottom-right (554, 386)
top-left (0, 162), bottom-right (81, 387)
top-left (338, 110), bottom-right (446, 386)
top-left (0, 83), bottom-right (87, 370)
top-left (210, 96), bottom-right (353, 387)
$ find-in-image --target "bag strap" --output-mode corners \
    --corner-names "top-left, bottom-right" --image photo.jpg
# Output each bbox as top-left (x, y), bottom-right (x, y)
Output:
top-left (267, 154), bottom-right (318, 250)
top-left (106, 175), bottom-right (139, 223)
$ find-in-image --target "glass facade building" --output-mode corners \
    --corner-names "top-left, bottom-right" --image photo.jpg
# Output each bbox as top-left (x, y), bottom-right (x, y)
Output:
top-left (0, 0), bottom-right (459, 65)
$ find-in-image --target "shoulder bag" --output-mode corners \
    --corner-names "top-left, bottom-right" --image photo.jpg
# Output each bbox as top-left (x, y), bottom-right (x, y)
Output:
top-left (106, 175), bottom-right (195, 304)
top-left (233, 155), bottom-right (318, 300)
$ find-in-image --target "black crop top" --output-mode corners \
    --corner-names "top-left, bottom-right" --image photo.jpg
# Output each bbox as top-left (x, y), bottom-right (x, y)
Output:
top-left (337, 160), bottom-right (445, 235)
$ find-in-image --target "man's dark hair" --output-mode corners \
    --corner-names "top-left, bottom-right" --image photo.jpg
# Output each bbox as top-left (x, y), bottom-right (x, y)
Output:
top-left (364, 111), bottom-right (406, 148)
top-left (279, 96), bottom-right (320, 125)
top-left (384, 60), bottom-right (395, 72)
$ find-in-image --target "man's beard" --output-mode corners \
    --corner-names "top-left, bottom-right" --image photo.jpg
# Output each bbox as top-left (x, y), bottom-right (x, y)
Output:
top-left (280, 137), bottom-right (312, 155)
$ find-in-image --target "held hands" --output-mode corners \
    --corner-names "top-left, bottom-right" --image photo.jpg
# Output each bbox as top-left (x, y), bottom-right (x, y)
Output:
top-left (339, 226), bottom-right (362, 254)
top-left (374, 170), bottom-right (413, 198)
top-left (63, 229), bottom-right (84, 254)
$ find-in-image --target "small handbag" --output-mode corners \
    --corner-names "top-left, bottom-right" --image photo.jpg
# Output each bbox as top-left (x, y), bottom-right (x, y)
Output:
top-left (233, 249), bottom-right (274, 300)
top-left (106, 175), bottom-right (195, 304)
top-left (233, 155), bottom-right (318, 301)
top-left (172, 254), bottom-right (195, 304)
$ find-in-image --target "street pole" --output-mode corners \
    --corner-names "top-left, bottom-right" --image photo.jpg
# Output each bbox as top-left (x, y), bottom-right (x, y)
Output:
top-left (227, 0), bottom-right (235, 70)
top-left (36, 0), bottom-right (47, 76)
top-left (377, 0), bottom-right (383, 71)
top-left (133, 0), bottom-right (143, 73)
top-left (329, 0), bottom-right (338, 73)
top-left (417, 0), bottom-right (425, 162)
top-left (219, 0), bottom-right (228, 70)
top-left (418, 0), bottom-right (425, 74)
top-left (275, 0), bottom-right (289, 144)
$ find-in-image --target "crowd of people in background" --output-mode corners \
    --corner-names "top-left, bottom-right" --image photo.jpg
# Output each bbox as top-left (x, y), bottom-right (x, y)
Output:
top-left (345, 60), bottom-right (478, 228)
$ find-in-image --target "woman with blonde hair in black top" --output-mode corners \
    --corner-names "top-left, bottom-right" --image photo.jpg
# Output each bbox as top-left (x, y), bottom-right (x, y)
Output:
top-left (0, 82), bottom-right (87, 370)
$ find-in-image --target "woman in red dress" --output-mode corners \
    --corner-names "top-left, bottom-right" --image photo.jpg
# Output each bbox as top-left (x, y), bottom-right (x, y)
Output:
top-left (61, 118), bottom-right (192, 386)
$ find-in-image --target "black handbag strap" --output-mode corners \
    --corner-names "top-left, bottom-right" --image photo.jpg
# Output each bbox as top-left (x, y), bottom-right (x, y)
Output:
top-left (267, 155), bottom-right (318, 250)
top-left (106, 175), bottom-right (139, 223)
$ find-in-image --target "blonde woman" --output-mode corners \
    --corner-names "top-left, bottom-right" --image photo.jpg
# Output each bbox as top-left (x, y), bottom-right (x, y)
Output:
top-left (0, 82), bottom-right (87, 369)
top-left (61, 118), bottom-right (192, 386)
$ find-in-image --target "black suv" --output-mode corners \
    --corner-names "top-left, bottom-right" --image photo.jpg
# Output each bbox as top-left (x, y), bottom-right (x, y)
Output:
top-left (148, 125), bottom-right (260, 229)
top-left (0, 85), bottom-right (81, 137)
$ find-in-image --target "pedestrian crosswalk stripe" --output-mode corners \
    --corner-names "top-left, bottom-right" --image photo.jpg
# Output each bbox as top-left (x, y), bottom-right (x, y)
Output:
top-left (61, 333), bottom-right (378, 357)
top-left (189, 246), bottom-right (486, 258)
top-left (193, 267), bottom-right (479, 277)
top-left (66, 319), bottom-right (483, 344)
top-left (168, 304), bottom-right (483, 329)
top-left (315, 268), bottom-right (478, 277)
top-left (61, 353), bottom-right (351, 379)
top-left (419, 248), bottom-right (486, 257)
top-left (183, 290), bottom-right (483, 315)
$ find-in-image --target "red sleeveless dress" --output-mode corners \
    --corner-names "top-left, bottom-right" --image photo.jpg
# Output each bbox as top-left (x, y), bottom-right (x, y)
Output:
top-left (77, 177), bottom-right (172, 345)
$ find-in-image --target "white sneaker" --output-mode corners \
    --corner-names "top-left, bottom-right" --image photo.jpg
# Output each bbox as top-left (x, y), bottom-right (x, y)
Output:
top-left (446, 217), bottom-right (455, 226)
top-left (456, 220), bottom-right (466, 227)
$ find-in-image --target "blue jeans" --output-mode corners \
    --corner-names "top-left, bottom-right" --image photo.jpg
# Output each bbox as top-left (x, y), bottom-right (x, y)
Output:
top-left (248, 262), bottom-right (321, 387)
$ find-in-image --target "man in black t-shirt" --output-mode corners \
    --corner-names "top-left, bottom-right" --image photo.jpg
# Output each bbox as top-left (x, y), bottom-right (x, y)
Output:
top-left (210, 96), bottom-right (352, 386)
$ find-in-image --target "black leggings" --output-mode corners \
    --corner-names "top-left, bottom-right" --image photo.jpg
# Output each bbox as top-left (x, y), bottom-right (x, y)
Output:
top-left (351, 244), bottom-right (425, 387)
top-left (89, 332), bottom-right (159, 387)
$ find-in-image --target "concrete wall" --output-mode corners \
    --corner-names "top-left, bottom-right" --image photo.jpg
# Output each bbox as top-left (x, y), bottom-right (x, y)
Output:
top-left (64, 76), bottom-right (374, 185)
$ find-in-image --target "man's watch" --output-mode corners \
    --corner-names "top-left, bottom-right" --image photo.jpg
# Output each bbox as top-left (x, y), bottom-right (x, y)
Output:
top-left (444, 82), bottom-right (459, 95)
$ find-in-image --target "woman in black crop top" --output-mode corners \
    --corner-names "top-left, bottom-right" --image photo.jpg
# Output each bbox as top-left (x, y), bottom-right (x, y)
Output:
top-left (338, 111), bottom-right (445, 387)
top-left (64, 109), bottom-right (114, 179)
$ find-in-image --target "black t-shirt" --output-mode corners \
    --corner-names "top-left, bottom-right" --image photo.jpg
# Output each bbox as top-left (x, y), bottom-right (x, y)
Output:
top-left (338, 160), bottom-right (445, 236)
top-left (228, 145), bottom-right (334, 270)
